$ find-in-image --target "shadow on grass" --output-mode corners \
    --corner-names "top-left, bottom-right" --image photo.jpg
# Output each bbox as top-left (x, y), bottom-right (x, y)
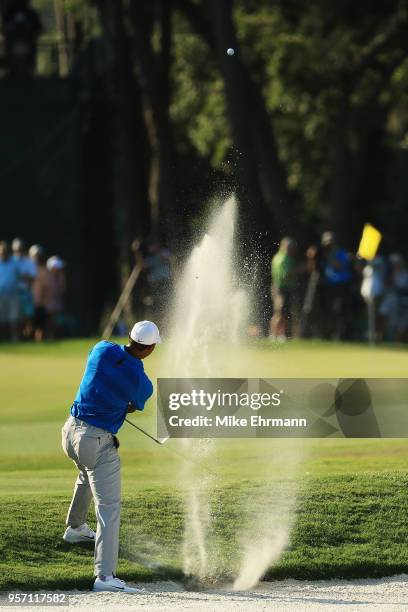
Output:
top-left (2, 565), bottom-right (185, 592)
top-left (3, 475), bottom-right (408, 590)
top-left (266, 562), bottom-right (408, 581)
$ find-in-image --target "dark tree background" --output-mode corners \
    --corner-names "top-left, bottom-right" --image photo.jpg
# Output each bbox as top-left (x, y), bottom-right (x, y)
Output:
top-left (1, 0), bottom-right (408, 330)
top-left (89, 0), bottom-right (408, 246)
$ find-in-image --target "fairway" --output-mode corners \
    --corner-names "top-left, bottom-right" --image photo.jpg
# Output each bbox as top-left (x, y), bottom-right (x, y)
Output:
top-left (1, 339), bottom-right (408, 590)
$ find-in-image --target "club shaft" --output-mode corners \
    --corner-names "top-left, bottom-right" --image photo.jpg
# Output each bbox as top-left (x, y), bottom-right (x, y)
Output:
top-left (124, 417), bottom-right (206, 469)
top-left (125, 417), bottom-right (162, 444)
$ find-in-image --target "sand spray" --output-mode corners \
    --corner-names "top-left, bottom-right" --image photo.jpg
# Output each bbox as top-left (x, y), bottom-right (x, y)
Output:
top-left (162, 195), bottom-right (302, 588)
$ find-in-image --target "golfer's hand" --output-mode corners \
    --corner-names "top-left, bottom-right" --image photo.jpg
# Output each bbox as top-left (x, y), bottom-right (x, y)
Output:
top-left (127, 403), bottom-right (136, 413)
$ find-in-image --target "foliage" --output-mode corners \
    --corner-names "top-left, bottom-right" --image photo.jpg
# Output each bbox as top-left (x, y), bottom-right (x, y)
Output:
top-left (31, 0), bottom-right (408, 244)
top-left (171, 12), bottom-right (230, 166)
top-left (232, 0), bottom-right (408, 232)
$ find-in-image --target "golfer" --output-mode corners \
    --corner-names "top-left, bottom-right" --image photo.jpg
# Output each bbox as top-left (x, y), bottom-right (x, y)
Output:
top-left (61, 320), bottom-right (160, 593)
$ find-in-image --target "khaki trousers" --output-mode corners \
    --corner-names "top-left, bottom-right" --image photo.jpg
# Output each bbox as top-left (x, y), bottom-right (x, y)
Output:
top-left (61, 415), bottom-right (121, 577)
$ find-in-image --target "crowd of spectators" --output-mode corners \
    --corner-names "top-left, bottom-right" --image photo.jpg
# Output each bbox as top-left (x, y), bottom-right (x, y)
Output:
top-left (2, 231), bottom-right (405, 345)
top-left (270, 231), bottom-right (408, 343)
top-left (0, 238), bottom-right (65, 342)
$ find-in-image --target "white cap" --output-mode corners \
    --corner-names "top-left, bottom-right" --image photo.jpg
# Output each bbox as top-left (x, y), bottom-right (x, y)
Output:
top-left (12, 238), bottom-right (25, 252)
top-left (47, 255), bottom-right (65, 271)
top-left (130, 320), bottom-right (161, 345)
top-left (29, 244), bottom-right (44, 258)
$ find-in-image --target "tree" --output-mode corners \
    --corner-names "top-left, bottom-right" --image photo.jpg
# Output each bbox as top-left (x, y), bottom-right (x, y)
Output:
top-left (93, 0), bottom-right (151, 273)
top-left (178, 0), bottom-right (297, 240)
top-left (127, 0), bottom-right (178, 241)
top-left (235, 0), bottom-right (408, 246)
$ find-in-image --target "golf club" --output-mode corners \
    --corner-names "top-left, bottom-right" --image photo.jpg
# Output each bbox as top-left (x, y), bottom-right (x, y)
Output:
top-left (125, 417), bottom-right (167, 446)
top-left (124, 417), bottom-right (205, 469)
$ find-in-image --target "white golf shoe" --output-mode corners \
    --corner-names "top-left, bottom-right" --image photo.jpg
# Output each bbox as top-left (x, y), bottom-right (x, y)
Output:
top-left (92, 576), bottom-right (139, 593)
top-left (63, 523), bottom-right (96, 544)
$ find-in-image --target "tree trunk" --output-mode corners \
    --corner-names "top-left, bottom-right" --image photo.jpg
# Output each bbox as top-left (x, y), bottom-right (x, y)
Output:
top-left (207, 0), bottom-right (269, 235)
top-left (207, 0), bottom-right (295, 238)
top-left (328, 97), bottom-right (387, 249)
top-left (128, 0), bottom-right (178, 243)
top-left (95, 0), bottom-right (151, 275)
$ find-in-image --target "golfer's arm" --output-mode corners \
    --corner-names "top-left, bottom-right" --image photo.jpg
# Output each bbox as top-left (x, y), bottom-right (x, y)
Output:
top-left (128, 377), bottom-right (153, 413)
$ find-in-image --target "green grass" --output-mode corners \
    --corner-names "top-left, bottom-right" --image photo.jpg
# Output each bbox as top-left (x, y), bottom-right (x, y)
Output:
top-left (1, 338), bottom-right (408, 589)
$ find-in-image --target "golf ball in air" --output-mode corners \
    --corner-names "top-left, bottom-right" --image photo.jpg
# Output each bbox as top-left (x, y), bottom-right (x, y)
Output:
top-left (227, 48), bottom-right (235, 56)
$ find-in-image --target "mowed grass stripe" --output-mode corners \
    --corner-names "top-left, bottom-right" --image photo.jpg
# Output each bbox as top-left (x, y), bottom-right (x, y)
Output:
top-left (2, 473), bottom-right (408, 589)
top-left (1, 339), bottom-right (408, 588)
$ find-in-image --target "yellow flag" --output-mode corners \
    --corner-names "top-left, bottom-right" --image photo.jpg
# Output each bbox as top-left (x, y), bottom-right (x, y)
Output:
top-left (357, 223), bottom-right (382, 261)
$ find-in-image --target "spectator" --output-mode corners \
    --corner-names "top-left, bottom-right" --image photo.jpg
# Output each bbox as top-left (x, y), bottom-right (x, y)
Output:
top-left (320, 231), bottom-right (353, 340)
top-left (380, 254), bottom-right (408, 342)
top-left (360, 255), bottom-right (387, 341)
top-left (143, 240), bottom-right (174, 327)
top-left (47, 256), bottom-right (66, 338)
top-left (0, 241), bottom-right (21, 341)
top-left (130, 238), bottom-right (147, 320)
top-left (299, 244), bottom-right (321, 337)
top-left (29, 245), bottom-right (53, 341)
top-left (12, 237), bottom-right (37, 338)
top-left (270, 237), bottom-right (297, 341)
